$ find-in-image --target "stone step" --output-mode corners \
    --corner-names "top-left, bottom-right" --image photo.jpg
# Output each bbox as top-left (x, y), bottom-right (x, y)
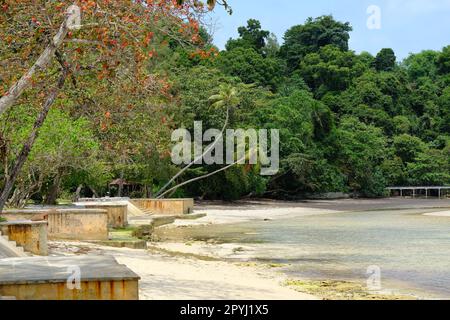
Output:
top-left (0, 230), bottom-right (28, 257)
top-left (131, 202), bottom-right (154, 215)
top-left (8, 240), bottom-right (18, 247)
top-left (126, 202), bottom-right (153, 217)
top-left (139, 209), bottom-right (154, 214)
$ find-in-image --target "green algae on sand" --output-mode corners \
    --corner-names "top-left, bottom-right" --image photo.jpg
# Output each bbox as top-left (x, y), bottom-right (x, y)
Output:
top-left (285, 279), bottom-right (416, 300)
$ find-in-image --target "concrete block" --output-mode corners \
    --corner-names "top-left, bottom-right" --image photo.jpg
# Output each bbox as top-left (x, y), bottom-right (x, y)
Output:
top-left (0, 221), bottom-right (48, 256)
top-left (79, 204), bottom-right (128, 228)
top-left (0, 256), bottom-right (140, 300)
top-left (130, 199), bottom-right (194, 215)
top-left (1, 209), bottom-right (109, 241)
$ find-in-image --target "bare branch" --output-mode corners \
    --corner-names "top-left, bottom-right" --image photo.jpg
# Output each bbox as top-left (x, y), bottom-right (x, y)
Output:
top-left (0, 7), bottom-right (73, 116)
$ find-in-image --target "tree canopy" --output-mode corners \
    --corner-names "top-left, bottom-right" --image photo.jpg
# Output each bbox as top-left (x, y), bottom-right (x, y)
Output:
top-left (280, 15), bottom-right (353, 72)
top-left (1, 10), bottom-right (449, 204)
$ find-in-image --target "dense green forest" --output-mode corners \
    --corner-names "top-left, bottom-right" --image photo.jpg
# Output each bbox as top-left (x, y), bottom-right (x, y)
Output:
top-left (169, 16), bottom-right (450, 199)
top-left (1, 13), bottom-right (449, 204)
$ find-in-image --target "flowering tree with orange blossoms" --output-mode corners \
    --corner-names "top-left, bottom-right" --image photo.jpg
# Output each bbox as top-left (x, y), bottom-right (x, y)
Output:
top-left (0, 0), bottom-right (223, 209)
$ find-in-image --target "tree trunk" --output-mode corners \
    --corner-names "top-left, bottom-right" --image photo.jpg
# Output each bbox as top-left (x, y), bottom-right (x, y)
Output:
top-left (0, 133), bottom-right (8, 182)
top-left (89, 186), bottom-right (99, 198)
top-left (7, 188), bottom-right (28, 209)
top-left (144, 185), bottom-right (153, 198)
top-left (157, 150), bottom-right (254, 199)
top-left (118, 170), bottom-right (125, 197)
top-left (156, 107), bottom-right (230, 198)
top-left (44, 171), bottom-right (62, 205)
top-left (0, 13), bottom-right (71, 116)
top-left (0, 67), bottom-right (68, 212)
top-left (73, 184), bottom-right (83, 202)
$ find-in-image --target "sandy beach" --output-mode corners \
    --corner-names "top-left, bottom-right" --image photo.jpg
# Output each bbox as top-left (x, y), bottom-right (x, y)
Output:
top-left (48, 200), bottom-right (339, 300)
top-left (173, 198), bottom-right (450, 227)
top-left (49, 241), bottom-right (317, 300)
top-left (173, 206), bottom-right (338, 226)
top-left (49, 198), bottom-right (450, 300)
top-left (423, 210), bottom-right (450, 217)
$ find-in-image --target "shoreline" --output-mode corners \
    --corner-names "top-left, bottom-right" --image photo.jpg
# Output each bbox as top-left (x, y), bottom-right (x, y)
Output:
top-left (49, 240), bottom-right (415, 300)
top-left (149, 198), bottom-right (450, 300)
top-left (49, 241), bottom-right (318, 300)
top-left (168, 198), bottom-right (450, 228)
top-left (49, 199), bottom-right (450, 300)
top-left (171, 206), bottom-right (338, 227)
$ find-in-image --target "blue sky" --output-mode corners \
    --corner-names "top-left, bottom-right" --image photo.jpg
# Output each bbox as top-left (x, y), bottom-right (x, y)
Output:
top-left (209, 0), bottom-right (450, 60)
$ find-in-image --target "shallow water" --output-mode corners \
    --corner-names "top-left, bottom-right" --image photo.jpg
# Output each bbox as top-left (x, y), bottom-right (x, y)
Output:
top-left (169, 209), bottom-right (450, 299)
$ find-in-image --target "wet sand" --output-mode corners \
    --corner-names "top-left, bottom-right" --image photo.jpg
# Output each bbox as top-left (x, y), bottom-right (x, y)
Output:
top-left (151, 198), bottom-right (450, 300)
top-left (174, 198), bottom-right (450, 227)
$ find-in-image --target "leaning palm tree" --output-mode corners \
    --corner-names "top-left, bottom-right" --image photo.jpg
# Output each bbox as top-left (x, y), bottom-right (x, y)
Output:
top-left (155, 84), bottom-right (241, 198)
top-left (157, 148), bottom-right (258, 199)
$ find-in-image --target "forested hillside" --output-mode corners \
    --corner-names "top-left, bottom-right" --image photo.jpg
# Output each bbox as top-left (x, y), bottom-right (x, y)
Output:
top-left (166, 16), bottom-right (450, 199)
top-left (1, 10), bottom-right (449, 203)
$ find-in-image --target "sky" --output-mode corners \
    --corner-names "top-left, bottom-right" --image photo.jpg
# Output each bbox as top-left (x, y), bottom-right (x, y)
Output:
top-left (208, 0), bottom-right (450, 60)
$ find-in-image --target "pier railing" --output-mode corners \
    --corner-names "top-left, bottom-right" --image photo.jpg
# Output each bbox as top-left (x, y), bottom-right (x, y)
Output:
top-left (387, 186), bottom-right (450, 199)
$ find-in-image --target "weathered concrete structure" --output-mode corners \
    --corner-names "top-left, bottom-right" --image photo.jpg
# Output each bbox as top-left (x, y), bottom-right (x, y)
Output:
top-left (76, 197), bottom-right (196, 217)
top-left (130, 199), bottom-right (194, 215)
top-left (0, 221), bottom-right (48, 256)
top-left (76, 203), bottom-right (128, 228)
top-left (1, 209), bottom-right (108, 241)
top-left (0, 256), bottom-right (140, 300)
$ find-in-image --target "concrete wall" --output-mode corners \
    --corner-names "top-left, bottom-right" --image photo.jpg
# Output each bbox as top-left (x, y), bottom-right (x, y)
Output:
top-left (0, 279), bottom-right (138, 300)
top-left (131, 199), bottom-right (194, 215)
top-left (0, 221), bottom-right (48, 256)
top-left (1, 209), bottom-right (108, 241)
top-left (82, 204), bottom-right (127, 228)
top-left (0, 256), bottom-right (140, 300)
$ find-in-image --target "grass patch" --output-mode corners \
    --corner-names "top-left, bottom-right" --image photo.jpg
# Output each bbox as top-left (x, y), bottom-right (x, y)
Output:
top-left (147, 245), bottom-right (221, 262)
top-left (109, 227), bottom-right (138, 241)
top-left (285, 279), bottom-right (415, 300)
top-left (267, 263), bottom-right (287, 268)
top-left (56, 199), bottom-right (73, 205)
top-left (235, 262), bottom-right (260, 268)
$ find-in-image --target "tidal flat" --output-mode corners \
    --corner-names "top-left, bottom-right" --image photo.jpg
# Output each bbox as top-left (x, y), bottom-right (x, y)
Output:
top-left (152, 198), bottom-right (450, 300)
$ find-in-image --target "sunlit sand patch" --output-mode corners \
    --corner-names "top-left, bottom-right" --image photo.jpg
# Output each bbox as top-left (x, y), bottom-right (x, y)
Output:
top-left (423, 210), bottom-right (450, 217)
